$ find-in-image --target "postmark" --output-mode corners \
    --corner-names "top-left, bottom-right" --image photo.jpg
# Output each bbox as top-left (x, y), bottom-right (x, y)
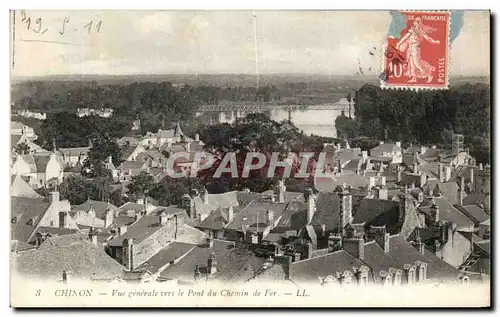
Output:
top-left (380, 11), bottom-right (451, 90)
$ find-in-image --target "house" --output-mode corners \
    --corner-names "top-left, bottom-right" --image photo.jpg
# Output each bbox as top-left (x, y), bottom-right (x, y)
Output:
top-left (11, 134), bottom-right (43, 155)
top-left (178, 188), bottom-right (261, 223)
top-left (11, 192), bottom-right (75, 244)
top-left (420, 146), bottom-right (475, 167)
top-left (121, 144), bottom-right (146, 162)
top-left (195, 206), bottom-right (239, 239)
top-left (71, 199), bottom-right (120, 228)
top-left (57, 146), bottom-right (91, 167)
top-left (408, 224), bottom-right (474, 269)
top-left (118, 160), bottom-right (149, 181)
top-left (11, 121), bottom-right (36, 138)
top-left (12, 234), bottom-right (125, 282)
top-left (156, 122), bottom-right (188, 148)
top-left (117, 136), bottom-right (141, 148)
top-left (369, 141), bottom-right (403, 164)
top-left (136, 150), bottom-right (166, 168)
top-left (11, 153), bottom-right (64, 189)
top-left (107, 207), bottom-right (207, 271)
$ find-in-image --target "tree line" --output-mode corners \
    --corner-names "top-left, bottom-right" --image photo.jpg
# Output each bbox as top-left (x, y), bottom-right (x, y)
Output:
top-left (336, 83), bottom-right (490, 163)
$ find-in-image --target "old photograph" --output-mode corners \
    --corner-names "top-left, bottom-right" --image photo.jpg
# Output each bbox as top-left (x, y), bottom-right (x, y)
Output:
top-left (9, 9), bottom-right (490, 307)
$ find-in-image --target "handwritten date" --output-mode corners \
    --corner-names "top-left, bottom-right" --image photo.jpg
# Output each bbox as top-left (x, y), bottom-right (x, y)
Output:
top-left (20, 11), bottom-right (102, 36)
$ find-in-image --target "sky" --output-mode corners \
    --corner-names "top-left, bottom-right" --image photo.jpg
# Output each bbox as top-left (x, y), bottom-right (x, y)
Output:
top-left (10, 10), bottom-right (490, 77)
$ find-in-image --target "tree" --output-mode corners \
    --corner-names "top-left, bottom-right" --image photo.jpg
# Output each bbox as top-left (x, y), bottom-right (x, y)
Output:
top-left (13, 142), bottom-right (30, 155)
top-left (127, 172), bottom-right (155, 199)
top-left (59, 175), bottom-right (98, 205)
top-left (82, 134), bottom-right (122, 179)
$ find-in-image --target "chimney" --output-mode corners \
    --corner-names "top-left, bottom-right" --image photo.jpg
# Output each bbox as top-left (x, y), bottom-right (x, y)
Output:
top-left (361, 151), bottom-right (368, 164)
top-left (305, 242), bottom-right (313, 259)
top-left (336, 143), bottom-right (341, 150)
top-left (227, 206), bottom-right (234, 223)
top-left (306, 189), bottom-right (316, 224)
top-left (53, 139), bottom-right (57, 152)
top-left (193, 265), bottom-right (201, 282)
top-left (195, 133), bottom-right (200, 142)
top-left (413, 162), bottom-right (418, 174)
top-left (372, 227), bottom-right (390, 253)
top-left (202, 187), bottom-right (209, 204)
top-left (397, 170), bottom-right (402, 182)
top-left (369, 177), bottom-right (376, 189)
top-left (469, 168), bottom-right (474, 185)
top-left (458, 176), bottom-right (465, 206)
top-left (136, 197), bottom-right (144, 205)
top-left (380, 176), bottom-right (386, 186)
top-left (135, 211), bottom-right (142, 222)
top-left (123, 238), bottom-right (134, 271)
top-left (410, 182), bottom-right (416, 190)
top-left (342, 238), bottom-right (365, 260)
top-left (398, 192), bottom-right (410, 222)
top-left (413, 232), bottom-right (425, 255)
top-left (276, 179), bottom-right (286, 203)
top-left (337, 158), bottom-right (342, 174)
top-left (89, 228), bottom-right (98, 245)
top-left (49, 191), bottom-right (60, 204)
top-left (379, 141), bottom-right (384, 145)
top-left (206, 237), bottom-right (214, 248)
top-left (339, 190), bottom-right (353, 235)
top-left (376, 186), bottom-right (388, 200)
top-left (445, 166), bottom-right (451, 182)
top-left (266, 210), bottom-right (275, 229)
top-left (117, 225), bottom-right (127, 235)
top-left (431, 145), bottom-right (437, 149)
top-left (293, 253), bottom-right (301, 262)
top-left (479, 163), bottom-right (483, 171)
top-left (159, 214), bottom-right (169, 226)
top-left (182, 194), bottom-right (196, 220)
top-left (431, 203), bottom-right (439, 223)
top-left (396, 141), bottom-right (401, 148)
top-left (207, 253), bottom-right (217, 275)
top-left (104, 208), bottom-right (114, 228)
top-left (62, 270), bottom-right (72, 284)
top-left (328, 234), bottom-right (343, 252)
top-left (438, 163), bottom-right (444, 182)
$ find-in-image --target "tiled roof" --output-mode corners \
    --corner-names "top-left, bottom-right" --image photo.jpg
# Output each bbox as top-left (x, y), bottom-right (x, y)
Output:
top-left (37, 232), bottom-right (85, 249)
top-left (12, 239), bottom-right (125, 281)
top-left (290, 250), bottom-right (368, 283)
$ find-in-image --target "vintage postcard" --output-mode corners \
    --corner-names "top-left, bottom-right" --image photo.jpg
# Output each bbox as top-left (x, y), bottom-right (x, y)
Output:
top-left (9, 10), bottom-right (490, 308)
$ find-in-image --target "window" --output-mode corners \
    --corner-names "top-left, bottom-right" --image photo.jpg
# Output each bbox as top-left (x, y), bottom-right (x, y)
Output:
top-left (461, 276), bottom-right (469, 285)
top-left (394, 272), bottom-right (402, 285)
top-left (11, 217), bottom-right (17, 224)
top-left (49, 220), bottom-right (54, 227)
top-left (384, 274), bottom-right (393, 286)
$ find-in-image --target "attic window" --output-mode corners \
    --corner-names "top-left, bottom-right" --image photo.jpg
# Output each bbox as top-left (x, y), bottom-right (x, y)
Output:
top-left (11, 217), bottom-right (17, 224)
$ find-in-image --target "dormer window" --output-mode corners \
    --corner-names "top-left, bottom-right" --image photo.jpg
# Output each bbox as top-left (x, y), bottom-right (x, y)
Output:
top-left (11, 217), bottom-right (17, 224)
top-left (26, 219), bottom-right (33, 226)
top-left (418, 263), bottom-right (427, 282)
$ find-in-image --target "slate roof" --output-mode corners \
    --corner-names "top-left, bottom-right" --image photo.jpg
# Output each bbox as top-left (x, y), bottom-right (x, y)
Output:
top-left (58, 147), bottom-right (90, 157)
top-left (159, 240), bottom-right (235, 282)
top-left (370, 143), bottom-right (401, 154)
top-left (37, 232), bottom-right (86, 249)
top-left (215, 246), bottom-right (267, 283)
top-left (11, 197), bottom-right (50, 241)
top-left (437, 182), bottom-right (460, 205)
top-left (225, 200), bottom-right (288, 233)
top-left (290, 250), bottom-right (368, 283)
top-left (11, 240), bottom-right (37, 253)
top-left (314, 174), bottom-right (369, 193)
top-left (11, 175), bottom-right (43, 198)
top-left (456, 205), bottom-right (489, 224)
top-left (310, 192), bottom-right (340, 231)
top-left (107, 211), bottom-right (205, 247)
top-left (121, 160), bottom-right (147, 170)
top-left (72, 199), bottom-right (119, 220)
top-left (361, 235), bottom-right (459, 283)
top-left (135, 242), bottom-right (195, 274)
top-left (196, 207), bottom-right (240, 231)
top-left (12, 239), bottom-right (125, 281)
top-left (418, 197), bottom-right (474, 230)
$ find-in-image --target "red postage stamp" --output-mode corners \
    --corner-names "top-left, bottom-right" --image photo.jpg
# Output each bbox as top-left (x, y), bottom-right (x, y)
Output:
top-left (381, 11), bottom-right (450, 90)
